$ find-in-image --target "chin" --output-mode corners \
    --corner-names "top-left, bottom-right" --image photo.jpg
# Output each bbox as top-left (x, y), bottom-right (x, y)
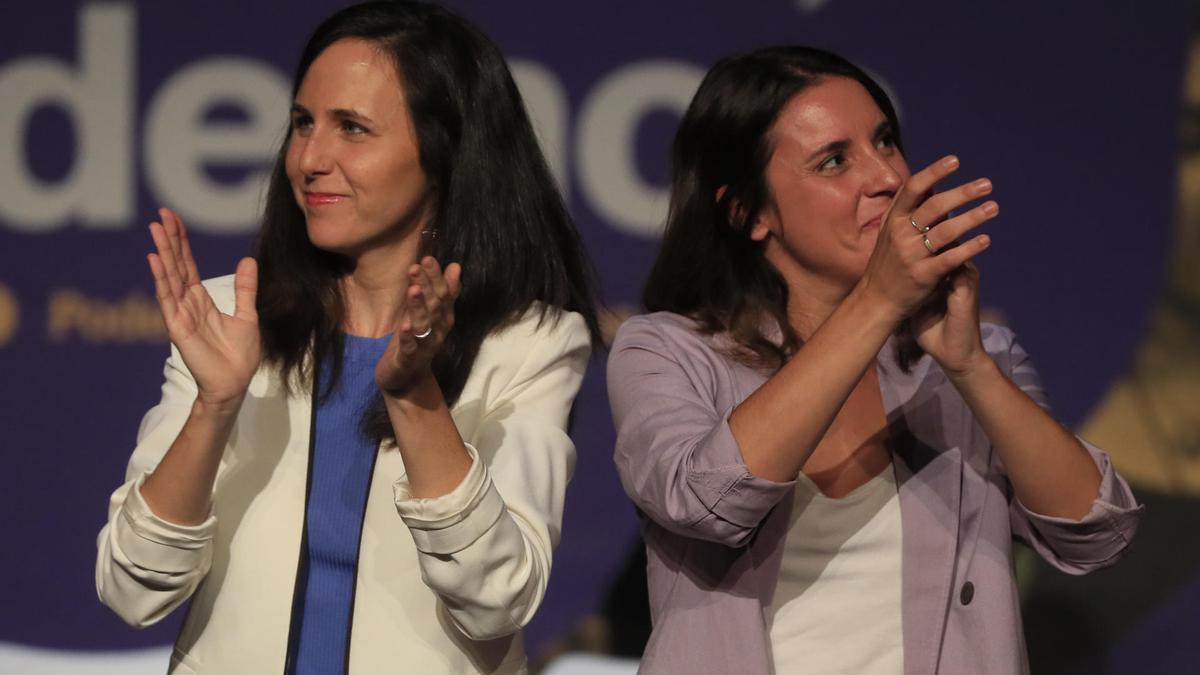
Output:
top-left (305, 223), bottom-right (358, 257)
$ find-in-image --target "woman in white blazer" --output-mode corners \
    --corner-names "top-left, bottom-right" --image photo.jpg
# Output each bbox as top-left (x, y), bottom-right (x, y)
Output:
top-left (95, 2), bottom-right (600, 673)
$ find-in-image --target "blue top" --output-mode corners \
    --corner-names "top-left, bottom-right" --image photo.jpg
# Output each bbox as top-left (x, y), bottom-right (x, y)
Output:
top-left (291, 333), bottom-right (392, 675)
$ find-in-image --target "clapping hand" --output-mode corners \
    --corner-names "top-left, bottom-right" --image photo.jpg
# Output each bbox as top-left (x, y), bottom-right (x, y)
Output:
top-left (861, 155), bottom-right (997, 317)
top-left (148, 208), bottom-right (261, 412)
top-left (375, 256), bottom-right (462, 397)
top-left (860, 156), bottom-right (998, 376)
top-left (913, 260), bottom-right (989, 379)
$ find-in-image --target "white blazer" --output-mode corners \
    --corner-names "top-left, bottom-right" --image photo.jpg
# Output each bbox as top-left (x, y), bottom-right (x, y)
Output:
top-left (96, 275), bottom-right (591, 674)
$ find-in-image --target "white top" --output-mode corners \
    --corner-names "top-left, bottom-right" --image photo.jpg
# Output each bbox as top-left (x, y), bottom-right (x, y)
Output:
top-left (768, 466), bottom-right (905, 674)
top-left (95, 275), bottom-right (590, 674)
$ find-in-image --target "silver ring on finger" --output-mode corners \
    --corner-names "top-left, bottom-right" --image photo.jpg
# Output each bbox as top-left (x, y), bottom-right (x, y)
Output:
top-left (910, 214), bottom-right (932, 234)
top-left (922, 234), bottom-right (937, 256)
top-left (413, 326), bottom-right (433, 340)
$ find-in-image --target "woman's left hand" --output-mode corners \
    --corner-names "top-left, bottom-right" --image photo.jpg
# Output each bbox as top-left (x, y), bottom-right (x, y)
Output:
top-left (375, 256), bottom-right (463, 396)
top-left (913, 261), bottom-right (990, 380)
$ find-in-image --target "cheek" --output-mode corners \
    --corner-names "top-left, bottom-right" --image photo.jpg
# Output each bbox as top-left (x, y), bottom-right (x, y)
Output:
top-left (349, 149), bottom-right (410, 189)
top-left (376, 154), bottom-right (427, 203)
top-left (351, 154), bottom-right (429, 219)
top-left (770, 184), bottom-right (847, 239)
top-left (806, 181), bottom-right (860, 222)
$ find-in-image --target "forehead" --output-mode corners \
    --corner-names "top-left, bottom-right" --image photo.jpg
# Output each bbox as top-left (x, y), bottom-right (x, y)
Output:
top-left (296, 38), bottom-right (403, 108)
top-left (770, 77), bottom-right (887, 152)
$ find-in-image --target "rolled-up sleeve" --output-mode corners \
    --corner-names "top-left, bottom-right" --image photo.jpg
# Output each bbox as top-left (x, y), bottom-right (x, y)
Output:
top-left (394, 443), bottom-right (505, 555)
top-left (1011, 439), bottom-right (1142, 573)
top-left (393, 310), bottom-right (589, 640)
top-left (608, 316), bottom-right (793, 549)
top-left (95, 277), bottom-right (242, 626)
top-left (995, 327), bottom-right (1145, 573)
top-left (95, 342), bottom-right (215, 627)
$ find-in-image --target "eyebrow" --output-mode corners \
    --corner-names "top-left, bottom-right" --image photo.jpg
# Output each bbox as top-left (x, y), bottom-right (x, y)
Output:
top-left (290, 103), bottom-right (376, 126)
top-left (804, 120), bottom-right (893, 163)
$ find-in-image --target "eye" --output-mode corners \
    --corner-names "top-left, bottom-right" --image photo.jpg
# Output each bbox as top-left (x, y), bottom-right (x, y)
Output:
top-left (818, 153), bottom-right (845, 171)
top-left (290, 113), bottom-right (313, 133)
top-left (876, 131), bottom-right (897, 151)
top-left (341, 120), bottom-right (369, 135)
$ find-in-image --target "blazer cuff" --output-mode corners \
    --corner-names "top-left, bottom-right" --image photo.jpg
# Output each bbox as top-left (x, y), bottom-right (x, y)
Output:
top-left (118, 473), bottom-right (216, 574)
top-left (686, 408), bottom-right (795, 528)
top-left (393, 443), bottom-right (506, 555)
top-left (1015, 439), bottom-right (1144, 563)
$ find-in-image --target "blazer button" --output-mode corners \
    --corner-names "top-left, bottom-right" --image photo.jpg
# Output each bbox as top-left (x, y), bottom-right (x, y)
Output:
top-left (960, 581), bottom-right (975, 606)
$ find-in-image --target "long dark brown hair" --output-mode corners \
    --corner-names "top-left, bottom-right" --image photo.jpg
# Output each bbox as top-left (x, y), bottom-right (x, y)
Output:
top-left (254, 1), bottom-right (601, 439)
top-left (644, 45), bottom-right (923, 371)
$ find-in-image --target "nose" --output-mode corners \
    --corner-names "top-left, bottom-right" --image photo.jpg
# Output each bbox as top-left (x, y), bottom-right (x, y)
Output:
top-left (295, 128), bottom-right (332, 179)
top-left (864, 150), bottom-right (905, 197)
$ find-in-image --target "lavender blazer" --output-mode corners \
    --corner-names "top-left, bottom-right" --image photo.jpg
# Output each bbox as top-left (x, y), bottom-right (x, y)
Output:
top-left (608, 312), bottom-right (1143, 675)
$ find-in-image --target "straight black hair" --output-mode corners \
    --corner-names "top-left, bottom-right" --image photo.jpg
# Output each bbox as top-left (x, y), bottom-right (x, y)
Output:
top-left (644, 45), bottom-right (923, 371)
top-left (255, 0), bottom-right (601, 438)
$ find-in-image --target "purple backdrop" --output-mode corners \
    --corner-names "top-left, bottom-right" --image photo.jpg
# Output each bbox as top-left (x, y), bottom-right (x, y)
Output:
top-left (0, 0), bottom-right (1194, 669)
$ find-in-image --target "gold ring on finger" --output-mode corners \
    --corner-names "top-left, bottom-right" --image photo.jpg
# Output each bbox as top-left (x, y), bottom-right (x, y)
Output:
top-left (922, 235), bottom-right (937, 255)
top-left (910, 214), bottom-right (931, 233)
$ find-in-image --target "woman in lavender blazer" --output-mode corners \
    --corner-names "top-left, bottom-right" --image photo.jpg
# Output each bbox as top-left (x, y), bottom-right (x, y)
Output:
top-left (608, 47), bottom-right (1142, 674)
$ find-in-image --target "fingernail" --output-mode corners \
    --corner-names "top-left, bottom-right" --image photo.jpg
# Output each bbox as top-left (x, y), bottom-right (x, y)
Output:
top-left (973, 179), bottom-right (992, 194)
top-left (979, 235), bottom-right (991, 248)
top-left (944, 155), bottom-right (960, 170)
top-left (982, 201), bottom-right (999, 216)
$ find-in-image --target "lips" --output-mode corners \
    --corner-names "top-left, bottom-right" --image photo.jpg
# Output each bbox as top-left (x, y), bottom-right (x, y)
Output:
top-left (305, 192), bottom-right (346, 207)
top-left (861, 215), bottom-right (883, 230)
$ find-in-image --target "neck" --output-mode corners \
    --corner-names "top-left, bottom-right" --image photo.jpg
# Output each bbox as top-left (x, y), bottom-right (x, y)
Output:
top-left (766, 251), bottom-right (854, 341)
top-left (785, 283), bottom-right (847, 341)
top-left (339, 234), bottom-right (423, 338)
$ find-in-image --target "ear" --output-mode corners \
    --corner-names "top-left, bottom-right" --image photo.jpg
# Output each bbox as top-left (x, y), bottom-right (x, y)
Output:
top-left (717, 185), bottom-right (770, 241)
top-left (748, 212), bottom-right (772, 242)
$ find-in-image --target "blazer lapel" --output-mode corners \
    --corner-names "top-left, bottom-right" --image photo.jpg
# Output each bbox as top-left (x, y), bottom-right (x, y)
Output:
top-left (877, 354), bottom-right (963, 675)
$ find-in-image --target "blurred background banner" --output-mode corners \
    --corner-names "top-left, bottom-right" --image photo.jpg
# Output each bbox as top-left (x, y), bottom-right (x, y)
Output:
top-left (1, 1), bottom-right (1197, 672)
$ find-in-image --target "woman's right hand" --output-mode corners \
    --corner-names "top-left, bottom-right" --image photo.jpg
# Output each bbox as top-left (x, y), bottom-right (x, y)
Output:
top-left (148, 208), bottom-right (261, 412)
top-left (857, 155), bottom-right (999, 318)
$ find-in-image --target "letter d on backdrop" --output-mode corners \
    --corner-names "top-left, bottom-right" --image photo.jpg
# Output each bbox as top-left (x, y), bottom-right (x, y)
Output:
top-left (0, 4), bottom-right (134, 232)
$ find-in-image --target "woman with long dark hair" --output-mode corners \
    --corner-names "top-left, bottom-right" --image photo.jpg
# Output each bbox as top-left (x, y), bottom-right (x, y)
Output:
top-left (608, 46), bottom-right (1142, 673)
top-left (96, 2), bottom-right (599, 672)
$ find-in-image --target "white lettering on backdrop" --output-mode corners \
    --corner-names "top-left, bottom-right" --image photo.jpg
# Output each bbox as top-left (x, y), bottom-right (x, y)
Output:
top-left (144, 59), bottom-right (290, 232)
top-left (0, 3), bottom-right (706, 238)
top-left (0, 5), bottom-right (133, 231)
top-left (577, 61), bottom-right (704, 237)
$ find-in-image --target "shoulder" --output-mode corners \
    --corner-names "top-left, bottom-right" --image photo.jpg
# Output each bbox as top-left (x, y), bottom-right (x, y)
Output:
top-left (611, 311), bottom-right (713, 355)
top-left (473, 303), bottom-right (591, 382)
top-left (609, 311), bottom-right (743, 383)
top-left (481, 303), bottom-right (589, 355)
